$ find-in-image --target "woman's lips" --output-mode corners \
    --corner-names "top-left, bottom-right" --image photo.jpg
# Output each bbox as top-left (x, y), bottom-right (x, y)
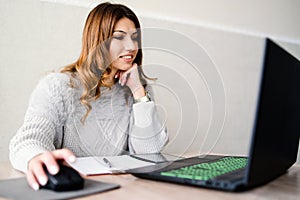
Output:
top-left (120, 55), bottom-right (133, 63)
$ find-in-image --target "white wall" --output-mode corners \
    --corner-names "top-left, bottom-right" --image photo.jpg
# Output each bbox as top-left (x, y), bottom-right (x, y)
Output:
top-left (0, 0), bottom-right (87, 161)
top-left (1, 0), bottom-right (299, 164)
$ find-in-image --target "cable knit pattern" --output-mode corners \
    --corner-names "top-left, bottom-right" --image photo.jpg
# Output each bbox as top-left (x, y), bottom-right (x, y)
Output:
top-left (9, 72), bottom-right (168, 173)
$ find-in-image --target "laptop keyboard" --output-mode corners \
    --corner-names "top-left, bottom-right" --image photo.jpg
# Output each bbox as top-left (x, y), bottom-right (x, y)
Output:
top-left (160, 156), bottom-right (247, 181)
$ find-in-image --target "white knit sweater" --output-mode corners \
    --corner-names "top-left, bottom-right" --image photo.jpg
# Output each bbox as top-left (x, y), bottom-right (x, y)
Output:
top-left (9, 73), bottom-right (168, 172)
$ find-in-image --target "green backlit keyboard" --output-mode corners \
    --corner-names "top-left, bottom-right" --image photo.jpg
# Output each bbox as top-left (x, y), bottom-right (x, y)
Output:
top-left (160, 157), bottom-right (247, 181)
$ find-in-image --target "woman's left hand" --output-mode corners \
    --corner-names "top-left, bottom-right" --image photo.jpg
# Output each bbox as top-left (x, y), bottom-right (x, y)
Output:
top-left (115, 63), bottom-right (145, 98)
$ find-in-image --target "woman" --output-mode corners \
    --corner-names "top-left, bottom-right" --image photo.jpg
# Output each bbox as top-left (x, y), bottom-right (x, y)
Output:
top-left (9, 2), bottom-right (168, 190)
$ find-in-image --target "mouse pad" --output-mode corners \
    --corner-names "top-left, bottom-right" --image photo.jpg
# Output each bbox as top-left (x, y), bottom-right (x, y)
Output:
top-left (0, 177), bottom-right (120, 200)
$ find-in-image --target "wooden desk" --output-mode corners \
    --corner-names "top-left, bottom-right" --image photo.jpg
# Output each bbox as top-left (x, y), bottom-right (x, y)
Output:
top-left (1, 161), bottom-right (299, 200)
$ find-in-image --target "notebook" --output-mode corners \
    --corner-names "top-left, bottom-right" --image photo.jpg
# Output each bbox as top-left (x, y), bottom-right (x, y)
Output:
top-left (67, 155), bottom-right (155, 175)
top-left (130, 38), bottom-right (300, 191)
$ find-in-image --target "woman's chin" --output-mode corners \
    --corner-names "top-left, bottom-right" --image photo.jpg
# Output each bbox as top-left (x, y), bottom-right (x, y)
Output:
top-left (117, 64), bottom-right (133, 71)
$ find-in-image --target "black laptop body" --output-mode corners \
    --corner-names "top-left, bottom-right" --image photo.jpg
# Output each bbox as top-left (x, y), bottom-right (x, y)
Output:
top-left (131, 38), bottom-right (300, 192)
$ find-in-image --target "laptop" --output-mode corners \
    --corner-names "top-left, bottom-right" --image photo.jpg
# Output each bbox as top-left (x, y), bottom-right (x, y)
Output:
top-left (130, 38), bottom-right (300, 191)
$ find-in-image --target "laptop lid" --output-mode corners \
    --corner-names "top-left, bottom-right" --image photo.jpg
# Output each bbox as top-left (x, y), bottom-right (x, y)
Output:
top-left (245, 38), bottom-right (300, 188)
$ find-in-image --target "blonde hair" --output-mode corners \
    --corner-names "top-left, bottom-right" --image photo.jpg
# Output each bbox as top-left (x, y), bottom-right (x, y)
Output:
top-left (61, 2), bottom-right (145, 122)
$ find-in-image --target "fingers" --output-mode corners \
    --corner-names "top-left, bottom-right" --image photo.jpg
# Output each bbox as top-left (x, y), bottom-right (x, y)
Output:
top-left (131, 63), bottom-right (138, 69)
top-left (52, 148), bottom-right (76, 163)
top-left (117, 63), bottom-right (138, 86)
top-left (114, 70), bottom-right (125, 85)
top-left (26, 168), bottom-right (40, 191)
top-left (114, 70), bottom-right (120, 79)
top-left (26, 149), bottom-right (76, 190)
top-left (119, 71), bottom-right (130, 86)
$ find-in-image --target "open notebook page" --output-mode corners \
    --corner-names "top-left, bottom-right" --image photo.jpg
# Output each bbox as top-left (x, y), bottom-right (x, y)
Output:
top-left (68, 155), bottom-right (155, 175)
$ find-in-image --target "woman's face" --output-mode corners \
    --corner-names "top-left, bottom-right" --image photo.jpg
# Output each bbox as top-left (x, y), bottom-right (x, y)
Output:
top-left (109, 17), bottom-right (139, 72)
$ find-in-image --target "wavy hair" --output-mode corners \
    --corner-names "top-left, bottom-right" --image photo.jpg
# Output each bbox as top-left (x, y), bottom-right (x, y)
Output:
top-left (61, 2), bottom-right (149, 123)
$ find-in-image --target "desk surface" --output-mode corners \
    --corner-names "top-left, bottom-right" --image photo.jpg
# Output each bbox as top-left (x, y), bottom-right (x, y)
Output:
top-left (1, 161), bottom-right (299, 200)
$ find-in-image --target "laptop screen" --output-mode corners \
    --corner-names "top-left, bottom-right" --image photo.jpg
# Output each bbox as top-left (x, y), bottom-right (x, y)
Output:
top-left (246, 38), bottom-right (300, 187)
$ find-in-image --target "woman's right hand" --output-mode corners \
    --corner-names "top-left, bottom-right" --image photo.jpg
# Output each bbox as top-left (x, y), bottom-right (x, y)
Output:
top-left (26, 148), bottom-right (76, 190)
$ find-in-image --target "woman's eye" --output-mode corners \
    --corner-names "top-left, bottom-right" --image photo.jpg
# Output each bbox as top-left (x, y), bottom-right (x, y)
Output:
top-left (113, 35), bottom-right (124, 40)
top-left (131, 33), bottom-right (139, 41)
top-left (131, 35), bottom-right (139, 41)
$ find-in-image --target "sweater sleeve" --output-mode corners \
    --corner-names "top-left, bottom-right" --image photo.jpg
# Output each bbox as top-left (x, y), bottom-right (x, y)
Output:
top-left (128, 100), bottom-right (168, 154)
top-left (9, 73), bottom-right (68, 173)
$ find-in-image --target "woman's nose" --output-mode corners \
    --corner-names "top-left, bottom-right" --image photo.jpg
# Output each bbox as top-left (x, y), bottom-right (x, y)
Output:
top-left (124, 37), bottom-right (137, 51)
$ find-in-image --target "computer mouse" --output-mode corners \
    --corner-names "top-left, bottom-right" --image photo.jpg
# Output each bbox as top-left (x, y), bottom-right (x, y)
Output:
top-left (41, 163), bottom-right (84, 192)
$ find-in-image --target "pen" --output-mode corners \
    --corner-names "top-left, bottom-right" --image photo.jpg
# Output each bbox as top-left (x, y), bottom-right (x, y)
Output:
top-left (103, 157), bottom-right (112, 168)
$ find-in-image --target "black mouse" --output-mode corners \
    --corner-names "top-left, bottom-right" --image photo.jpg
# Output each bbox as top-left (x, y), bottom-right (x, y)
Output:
top-left (41, 162), bottom-right (84, 191)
